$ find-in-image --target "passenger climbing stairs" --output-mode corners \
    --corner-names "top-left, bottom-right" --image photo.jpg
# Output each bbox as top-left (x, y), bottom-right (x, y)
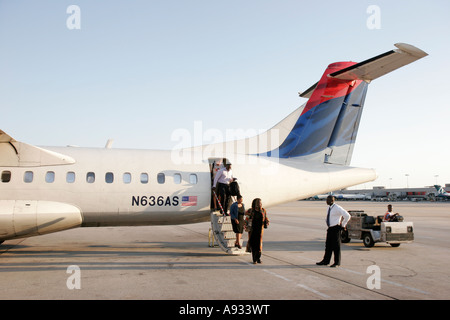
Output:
top-left (209, 211), bottom-right (249, 255)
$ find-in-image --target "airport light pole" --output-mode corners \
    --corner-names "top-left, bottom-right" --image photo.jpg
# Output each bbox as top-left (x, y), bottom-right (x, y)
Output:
top-left (405, 174), bottom-right (409, 188)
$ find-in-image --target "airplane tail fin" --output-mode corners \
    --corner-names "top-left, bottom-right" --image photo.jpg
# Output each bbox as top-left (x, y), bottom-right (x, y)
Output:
top-left (258, 43), bottom-right (428, 165)
top-left (267, 61), bottom-right (369, 165)
top-left (184, 44), bottom-right (427, 166)
top-left (434, 185), bottom-right (444, 194)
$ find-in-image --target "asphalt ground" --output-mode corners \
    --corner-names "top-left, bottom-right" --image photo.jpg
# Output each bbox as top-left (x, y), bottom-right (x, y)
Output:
top-left (1, 200), bottom-right (449, 304)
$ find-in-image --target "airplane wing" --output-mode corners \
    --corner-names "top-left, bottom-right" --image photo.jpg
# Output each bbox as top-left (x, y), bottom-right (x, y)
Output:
top-left (0, 130), bottom-right (75, 167)
top-left (299, 43), bottom-right (428, 98)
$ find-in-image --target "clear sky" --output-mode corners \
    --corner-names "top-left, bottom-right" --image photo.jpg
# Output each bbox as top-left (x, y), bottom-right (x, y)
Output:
top-left (1, 0), bottom-right (449, 189)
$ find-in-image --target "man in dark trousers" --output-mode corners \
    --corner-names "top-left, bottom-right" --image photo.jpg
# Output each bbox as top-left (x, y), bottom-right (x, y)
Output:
top-left (316, 195), bottom-right (351, 268)
top-left (212, 162), bottom-right (235, 215)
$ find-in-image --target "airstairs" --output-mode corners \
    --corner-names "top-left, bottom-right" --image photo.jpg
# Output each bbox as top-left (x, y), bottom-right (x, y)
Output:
top-left (209, 211), bottom-right (248, 255)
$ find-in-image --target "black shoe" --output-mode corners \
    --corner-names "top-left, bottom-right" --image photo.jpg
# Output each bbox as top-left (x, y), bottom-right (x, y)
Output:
top-left (330, 263), bottom-right (340, 268)
top-left (316, 261), bottom-right (328, 266)
top-left (257, 259), bottom-right (262, 264)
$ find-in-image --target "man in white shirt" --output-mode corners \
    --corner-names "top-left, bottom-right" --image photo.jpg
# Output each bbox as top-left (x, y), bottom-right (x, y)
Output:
top-left (212, 162), bottom-right (235, 215)
top-left (383, 204), bottom-right (399, 222)
top-left (316, 195), bottom-right (351, 267)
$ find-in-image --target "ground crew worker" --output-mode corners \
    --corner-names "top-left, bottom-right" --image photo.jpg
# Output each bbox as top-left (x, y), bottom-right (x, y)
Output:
top-left (316, 195), bottom-right (350, 268)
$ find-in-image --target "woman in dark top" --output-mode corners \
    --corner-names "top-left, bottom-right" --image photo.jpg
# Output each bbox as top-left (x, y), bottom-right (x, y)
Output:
top-left (230, 196), bottom-right (245, 249)
top-left (245, 198), bottom-right (269, 264)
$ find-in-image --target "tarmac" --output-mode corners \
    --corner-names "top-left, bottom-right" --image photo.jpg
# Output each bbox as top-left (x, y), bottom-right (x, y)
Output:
top-left (1, 200), bottom-right (449, 301)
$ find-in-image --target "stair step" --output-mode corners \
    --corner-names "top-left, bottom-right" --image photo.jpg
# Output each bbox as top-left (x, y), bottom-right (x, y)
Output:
top-left (220, 225), bottom-right (233, 232)
top-left (209, 211), bottom-right (249, 256)
top-left (222, 231), bottom-right (236, 240)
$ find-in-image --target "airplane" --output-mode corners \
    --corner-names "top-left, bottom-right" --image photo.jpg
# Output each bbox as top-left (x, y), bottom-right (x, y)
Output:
top-left (0, 43), bottom-right (427, 244)
top-left (334, 193), bottom-right (370, 201)
top-left (434, 185), bottom-right (450, 199)
top-left (310, 193), bottom-right (331, 200)
top-left (311, 192), bottom-right (369, 201)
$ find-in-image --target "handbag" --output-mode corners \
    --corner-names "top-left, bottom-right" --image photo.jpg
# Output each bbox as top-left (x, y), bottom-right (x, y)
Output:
top-left (245, 218), bottom-right (252, 232)
top-left (263, 209), bottom-right (269, 229)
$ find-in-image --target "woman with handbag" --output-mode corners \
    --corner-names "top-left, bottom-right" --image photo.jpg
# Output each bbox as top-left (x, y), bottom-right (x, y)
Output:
top-left (245, 198), bottom-right (269, 264)
top-left (230, 195), bottom-right (245, 249)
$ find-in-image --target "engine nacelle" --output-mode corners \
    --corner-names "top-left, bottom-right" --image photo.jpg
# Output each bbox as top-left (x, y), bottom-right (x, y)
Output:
top-left (0, 200), bottom-right (82, 241)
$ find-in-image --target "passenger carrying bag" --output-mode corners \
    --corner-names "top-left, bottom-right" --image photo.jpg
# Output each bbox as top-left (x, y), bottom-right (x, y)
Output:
top-left (229, 181), bottom-right (240, 197)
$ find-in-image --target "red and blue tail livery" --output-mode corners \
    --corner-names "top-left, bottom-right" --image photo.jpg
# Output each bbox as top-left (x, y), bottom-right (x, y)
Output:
top-left (260, 43), bottom-right (428, 165)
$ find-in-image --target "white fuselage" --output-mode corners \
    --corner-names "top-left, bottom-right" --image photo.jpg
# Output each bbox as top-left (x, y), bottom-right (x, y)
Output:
top-left (0, 145), bottom-right (376, 234)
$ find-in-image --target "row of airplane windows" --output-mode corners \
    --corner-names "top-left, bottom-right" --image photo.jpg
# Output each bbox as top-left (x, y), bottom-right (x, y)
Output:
top-left (0, 170), bottom-right (198, 185)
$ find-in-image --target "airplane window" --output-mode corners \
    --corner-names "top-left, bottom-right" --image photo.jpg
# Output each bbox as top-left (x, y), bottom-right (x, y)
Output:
top-left (157, 173), bottom-right (165, 184)
top-left (66, 172), bottom-right (76, 183)
top-left (1, 171), bottom-right (11, 183)
top-left (174, 173), bottom-right (182, 184)
top-left (123, 172), bottom-right (131, 184)
top-left (140, 173), bottom-right (148, 184)
top-left (46, 171), bottom-right (55, 183)
top-left (189, 174), bottom-right (198, 184)
top-left (105, 172), bottom-right (114, 184)
top-left (86, 172), bottom-right (95, 183)
top-left (24, 171), bottom-right (34, 183)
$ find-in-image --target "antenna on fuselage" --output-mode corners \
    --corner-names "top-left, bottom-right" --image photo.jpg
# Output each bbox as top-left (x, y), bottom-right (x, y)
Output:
top-left (105, 139), bottom-right (114, 149)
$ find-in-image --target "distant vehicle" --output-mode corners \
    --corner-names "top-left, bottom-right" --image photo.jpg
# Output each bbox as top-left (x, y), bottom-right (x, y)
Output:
top-left (341, 210), bottom-right (414, 247)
